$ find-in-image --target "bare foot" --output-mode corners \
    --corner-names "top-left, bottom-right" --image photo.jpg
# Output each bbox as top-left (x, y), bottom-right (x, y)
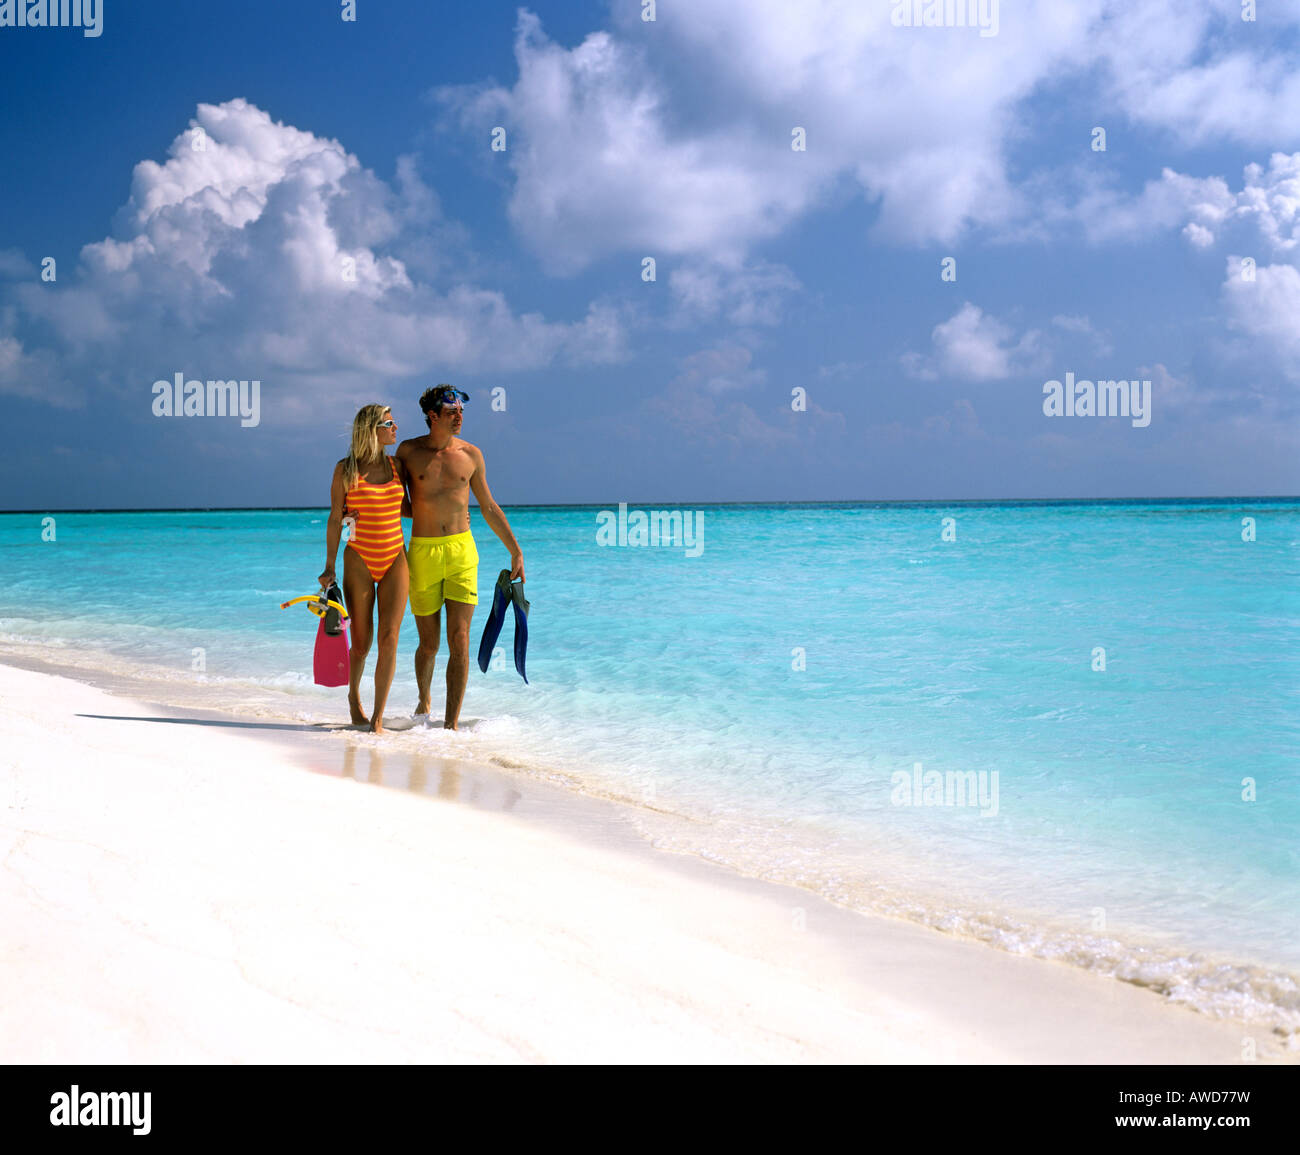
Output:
top-left (443, 720), bottom-right (457, 731)
top-left (369, 716), bottom-right (385, 735)
top-left (415, 699), bottom-right (431, 716)
top-left (348, 691), bottom-right (370, 727)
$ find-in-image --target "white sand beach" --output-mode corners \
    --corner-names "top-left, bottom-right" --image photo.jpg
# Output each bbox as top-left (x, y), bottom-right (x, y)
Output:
top-left (0, 661), bottom-right (1284, 1064)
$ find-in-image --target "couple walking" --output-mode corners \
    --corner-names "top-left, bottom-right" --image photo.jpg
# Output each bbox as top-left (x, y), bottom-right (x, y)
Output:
top-left (319, 385), bottom-right (524, 734)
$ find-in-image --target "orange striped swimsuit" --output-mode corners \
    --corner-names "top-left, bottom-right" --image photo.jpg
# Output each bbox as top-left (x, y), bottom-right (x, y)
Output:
top-left (346, 456), bottom-right (406, 581)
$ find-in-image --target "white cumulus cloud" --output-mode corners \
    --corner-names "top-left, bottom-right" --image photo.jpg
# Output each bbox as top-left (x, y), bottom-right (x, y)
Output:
top-left (1077, 153), bottom-right (1300, 251)
top-left (1221, 258), bottom-right (1300, 380)
top-left (437, 1), bottom-right (1300, 280)
top-left (1, 98), bottom-right (627, 408)
top-left (904, 303), bottom-right (1047, 382)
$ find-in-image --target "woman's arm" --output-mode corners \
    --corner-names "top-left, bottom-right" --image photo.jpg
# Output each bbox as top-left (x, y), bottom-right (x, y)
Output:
top-left (319, 461), bottom-right (347, 588)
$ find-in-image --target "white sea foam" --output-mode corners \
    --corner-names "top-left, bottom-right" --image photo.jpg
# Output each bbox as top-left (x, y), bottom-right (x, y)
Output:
top-left (620, 807), bottom-right (1300, 1040)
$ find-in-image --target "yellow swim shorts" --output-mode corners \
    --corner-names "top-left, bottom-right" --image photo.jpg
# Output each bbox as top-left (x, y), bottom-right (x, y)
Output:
top-left (407, 532), bottom-right (479, 615)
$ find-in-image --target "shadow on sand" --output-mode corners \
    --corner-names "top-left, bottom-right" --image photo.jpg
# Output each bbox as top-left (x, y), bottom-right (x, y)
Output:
top-left (74, 713), bottom-right (354, 732)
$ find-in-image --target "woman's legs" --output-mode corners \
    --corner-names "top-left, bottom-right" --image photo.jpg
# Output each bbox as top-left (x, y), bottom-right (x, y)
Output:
top-left (369, 550), bottom-right (409, 734)
top-left (342, 547), bottom-right (376, 726)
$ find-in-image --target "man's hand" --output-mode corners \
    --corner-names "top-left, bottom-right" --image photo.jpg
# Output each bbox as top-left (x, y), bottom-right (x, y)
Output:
top-left (510, 552), bottom-right (525, 583)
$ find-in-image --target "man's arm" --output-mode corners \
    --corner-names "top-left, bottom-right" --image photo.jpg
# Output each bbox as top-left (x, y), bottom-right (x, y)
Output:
top-left (468, 445), bottom-right (524, 582)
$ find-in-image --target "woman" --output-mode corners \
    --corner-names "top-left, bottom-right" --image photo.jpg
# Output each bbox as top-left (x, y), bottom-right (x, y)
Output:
top-left (320, 403), bottom-right (409, 734)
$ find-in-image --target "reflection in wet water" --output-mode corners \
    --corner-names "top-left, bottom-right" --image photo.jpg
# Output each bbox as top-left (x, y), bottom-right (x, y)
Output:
top-left (333, 742), bottom-right (523, 814)
top-left (340, 743), bottom-right (386, 786)
top-left (408, 758), bottom-right (427, 795)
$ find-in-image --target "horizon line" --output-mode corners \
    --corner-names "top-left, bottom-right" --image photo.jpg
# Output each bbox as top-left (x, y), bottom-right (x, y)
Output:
top-left (2, 495), bottom-right (1298, 514)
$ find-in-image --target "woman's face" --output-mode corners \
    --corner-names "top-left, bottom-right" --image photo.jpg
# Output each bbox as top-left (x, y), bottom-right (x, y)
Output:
top-left (378, 410), bottom-right (397, 446)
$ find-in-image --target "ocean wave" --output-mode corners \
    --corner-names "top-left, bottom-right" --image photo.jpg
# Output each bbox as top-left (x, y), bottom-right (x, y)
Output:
top-left (621, 808), bottom-right (1300, 1045)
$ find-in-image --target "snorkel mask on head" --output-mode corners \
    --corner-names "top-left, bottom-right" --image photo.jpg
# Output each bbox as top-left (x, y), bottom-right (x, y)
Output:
top-left (418, 382), bottom-right (470, 429)
top-left (431, 385), bottom-right (468, 412)
top-left (422, 384), bottom-right (468, 427)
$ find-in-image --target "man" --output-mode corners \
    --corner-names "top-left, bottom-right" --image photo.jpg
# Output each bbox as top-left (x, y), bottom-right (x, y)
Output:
top-left (396, 384), bottom-right (524, 729)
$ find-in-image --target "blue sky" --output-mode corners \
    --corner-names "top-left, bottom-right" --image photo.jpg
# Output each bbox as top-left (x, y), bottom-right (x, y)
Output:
top-left (1, 0), bottom-right (1298, 509)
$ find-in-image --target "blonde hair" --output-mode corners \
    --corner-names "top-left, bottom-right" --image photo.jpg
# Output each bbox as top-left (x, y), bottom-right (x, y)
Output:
top-left (343, 403), bottom-right (391, 490)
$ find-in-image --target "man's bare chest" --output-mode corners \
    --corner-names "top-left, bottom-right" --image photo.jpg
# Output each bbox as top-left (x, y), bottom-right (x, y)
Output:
top-left (408, 448), bottom-right (473, 491)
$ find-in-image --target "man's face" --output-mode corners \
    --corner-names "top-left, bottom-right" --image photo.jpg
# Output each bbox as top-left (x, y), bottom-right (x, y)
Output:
top-left (428, 401), bottom-right (463, 434)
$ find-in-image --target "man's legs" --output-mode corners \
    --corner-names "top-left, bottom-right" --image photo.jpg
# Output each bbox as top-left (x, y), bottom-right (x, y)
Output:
top-left (442, 598), bottom-right (476, 730)
top-left (413, 609), bottom-right (441, 717)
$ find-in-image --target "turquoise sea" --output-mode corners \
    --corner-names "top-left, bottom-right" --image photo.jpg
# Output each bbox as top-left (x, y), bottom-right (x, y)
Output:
top-left (2, 499), bottom-right (1298, 1033)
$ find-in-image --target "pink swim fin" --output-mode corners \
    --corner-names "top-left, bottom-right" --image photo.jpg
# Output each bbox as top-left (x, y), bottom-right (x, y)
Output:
top-left (313, 617), bottom-right (350, 687)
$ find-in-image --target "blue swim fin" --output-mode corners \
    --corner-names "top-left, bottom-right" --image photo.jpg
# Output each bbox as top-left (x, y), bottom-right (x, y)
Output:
top-left (476, 569), bottom-right (529, 682)
top-left (476, 570), bottom-right (513, 674)
top-left (510, 579), bottom-right (529, 684)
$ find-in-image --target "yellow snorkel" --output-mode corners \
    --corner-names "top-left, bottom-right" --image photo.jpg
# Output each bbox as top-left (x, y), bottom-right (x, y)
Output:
top-left (280, 591), bottom-right (349, 622)
top-left (284, 582), bottom-right (351, 686)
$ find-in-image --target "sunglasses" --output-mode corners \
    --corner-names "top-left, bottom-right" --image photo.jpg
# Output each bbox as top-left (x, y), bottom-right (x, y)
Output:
top-left (377, 420), bottom-right (397, 428)
top-left (432, 388), bottom-right (469, 407)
